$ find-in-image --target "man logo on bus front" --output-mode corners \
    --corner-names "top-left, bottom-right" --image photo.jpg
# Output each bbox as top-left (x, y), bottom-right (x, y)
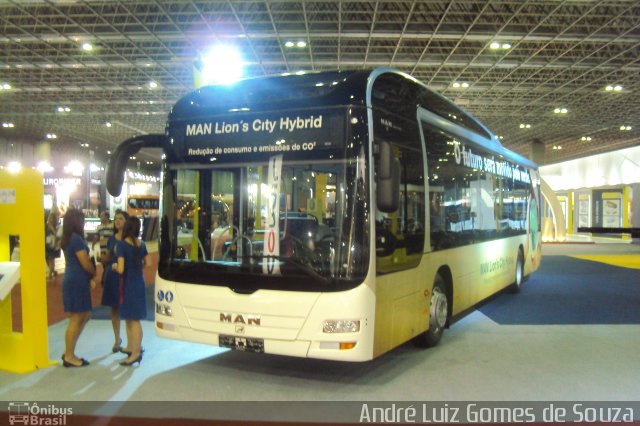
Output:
top-left (220, 313), bottom-right (261, 326)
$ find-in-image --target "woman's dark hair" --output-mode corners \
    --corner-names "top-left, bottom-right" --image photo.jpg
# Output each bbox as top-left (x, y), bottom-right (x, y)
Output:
top-left (122, 216), bottom-right (142, 265)
top-left (60, 208), bottom-right (85, 249)
top-left (113, 209), bottom-right (130, 232)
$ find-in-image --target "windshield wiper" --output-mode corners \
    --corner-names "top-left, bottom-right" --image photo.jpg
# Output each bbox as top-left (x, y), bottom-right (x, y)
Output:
top-left (244, 255), bottom-right (333, 286)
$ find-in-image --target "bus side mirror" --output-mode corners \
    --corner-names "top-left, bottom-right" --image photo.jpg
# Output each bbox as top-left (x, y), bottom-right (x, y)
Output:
top-left (375, 140), bottom-right (400, 213)
top-left (106, 134), bottom-right (165, 197)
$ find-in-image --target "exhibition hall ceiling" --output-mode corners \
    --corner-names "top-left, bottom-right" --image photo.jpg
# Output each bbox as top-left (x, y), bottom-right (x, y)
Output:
top-left (1, 0), bottom-right (638, 166)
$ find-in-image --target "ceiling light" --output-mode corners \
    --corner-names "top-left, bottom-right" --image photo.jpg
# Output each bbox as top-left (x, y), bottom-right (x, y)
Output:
top-left (501, 43), bottom-right (512, 49)
top-left (606, 85), bottom-right (623, 92)
top-left (580, 136), bottom-right (592, 142)
top-left (552, 145), bottom-right (562, 150)
top-left (149, 81), bottom-right (158, 89)
top-left (1, 83), bottom-right (11, 90)
top-left (81, 42), bottom-right (93, 51)
top-left (620, 125), bottom-right (632, 131)
top-left (104, 121), bottom-right (112, 127)
top-left (285, 41), bottom-right (306, 48)
top-left (553, 108), bottom-right (568, 114)
top-left (490, 42), bottom-right (500, 49)
top-left (46, 133), bottom-right (57, 139)
top-left (2, 122), bottom-right (14, 128)
top-left (519, 123), bottom-right (531, 129)
top-left (56, 106), bottom-right (71, 112)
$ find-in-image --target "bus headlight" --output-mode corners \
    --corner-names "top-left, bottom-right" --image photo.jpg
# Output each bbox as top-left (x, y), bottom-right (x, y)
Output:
top-left (323, 319), bottom-right (360, 333)
top-left (156, 303), bottom-right (173, 317)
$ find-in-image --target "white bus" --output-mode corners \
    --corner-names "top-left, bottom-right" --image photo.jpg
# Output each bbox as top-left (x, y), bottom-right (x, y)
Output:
top-left (107, 68), bottom-right (541, 361)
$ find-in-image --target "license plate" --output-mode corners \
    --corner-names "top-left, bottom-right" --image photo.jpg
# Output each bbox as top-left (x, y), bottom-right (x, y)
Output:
top-left (219, 334), bottom-right (264, 353)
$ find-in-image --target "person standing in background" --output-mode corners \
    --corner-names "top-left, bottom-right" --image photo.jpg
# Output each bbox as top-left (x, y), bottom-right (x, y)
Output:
top-left (113, 216), bottom-right (151, 366)
top-left (60, 208), bottom-right (96, 367)
top-left (100, 209), bottom-right (128, 353)
top-left (45, 212), bottom-right (61, 279)
top-left (92, 210), bottom-right (113, 262)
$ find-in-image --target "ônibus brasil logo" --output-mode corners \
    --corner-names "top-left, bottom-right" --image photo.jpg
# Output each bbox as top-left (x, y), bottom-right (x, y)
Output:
top-left (7, 402), bottom-right (72, 425)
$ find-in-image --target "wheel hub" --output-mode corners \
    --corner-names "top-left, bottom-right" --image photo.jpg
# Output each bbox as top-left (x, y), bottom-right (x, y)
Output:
top-left (430, 288), bottom-right (448, 330)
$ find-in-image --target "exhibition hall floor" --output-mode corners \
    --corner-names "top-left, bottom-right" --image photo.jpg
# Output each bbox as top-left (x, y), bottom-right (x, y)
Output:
top-left (1, 241), bottom-right (639, 423)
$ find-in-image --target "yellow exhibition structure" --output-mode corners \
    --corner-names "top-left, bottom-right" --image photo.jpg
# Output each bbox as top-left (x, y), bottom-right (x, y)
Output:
top-left (0, 169), bottom-right (55, 373)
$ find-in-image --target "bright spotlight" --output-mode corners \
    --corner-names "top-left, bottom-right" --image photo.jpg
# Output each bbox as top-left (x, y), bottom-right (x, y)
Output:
top-left (65, 160), bottom-right (84, 177)
top-left (8, 161), bottom-right (21, 173)
top-left (37, 161), bottom-right (54, 173)
top-left (200, 45), bottom-right (244, 85)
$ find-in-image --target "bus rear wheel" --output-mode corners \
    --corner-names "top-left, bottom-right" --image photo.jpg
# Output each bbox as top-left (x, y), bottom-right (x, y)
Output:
top-left (413, 274), bottom-right (448, 348)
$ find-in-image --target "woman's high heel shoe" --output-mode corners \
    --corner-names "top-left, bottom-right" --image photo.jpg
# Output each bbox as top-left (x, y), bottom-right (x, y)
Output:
top-left (119, 354), bottom-right (142, 366)
top-left (112, 338), bottom-right (123, 353)
top-left (61, 354), bottom-right (89, 368)
top-left (120, 347), bottom-right (144, 356)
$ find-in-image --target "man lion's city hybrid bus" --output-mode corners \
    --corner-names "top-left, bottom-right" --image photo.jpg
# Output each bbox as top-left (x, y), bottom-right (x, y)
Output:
top-left (107, 68), bottom-right (541, 361)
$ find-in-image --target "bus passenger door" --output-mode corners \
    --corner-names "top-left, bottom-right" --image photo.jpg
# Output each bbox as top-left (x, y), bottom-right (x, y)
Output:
top-left (373, 137), bottom-right (426, 354)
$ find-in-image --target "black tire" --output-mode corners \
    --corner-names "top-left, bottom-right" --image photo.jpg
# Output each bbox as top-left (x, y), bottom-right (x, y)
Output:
top-left (509, 249), bottom-right (524, 293)
top-left (413, 273), bottom-right (448, 348)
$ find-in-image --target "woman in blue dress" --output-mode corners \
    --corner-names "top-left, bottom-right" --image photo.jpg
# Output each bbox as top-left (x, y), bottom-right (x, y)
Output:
top-left (60, 208), bottom-right (96, 367)
top-left (113, 216), bottom-right (151, 366)
top-left (100, 209), bottom-right (128, 353)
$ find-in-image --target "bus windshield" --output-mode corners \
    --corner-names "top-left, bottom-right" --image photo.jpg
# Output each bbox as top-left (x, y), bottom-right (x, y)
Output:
top-left (159, 154), bottom-right (369, 292)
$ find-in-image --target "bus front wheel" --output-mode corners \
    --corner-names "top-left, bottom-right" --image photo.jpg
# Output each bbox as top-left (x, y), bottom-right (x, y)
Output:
top-left (509, 249), bottom-right (524, 293)
top-left (413, 274), bottom-right (448, 348)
